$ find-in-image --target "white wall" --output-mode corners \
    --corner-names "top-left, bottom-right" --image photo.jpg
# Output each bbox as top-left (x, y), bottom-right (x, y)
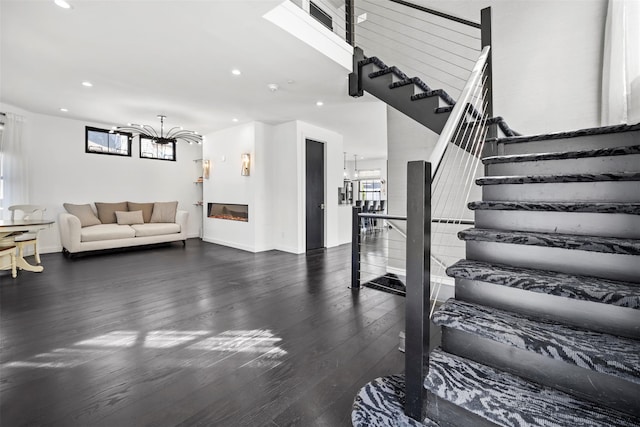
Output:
top-left (408, 0), bottom-right (608, 134)
top-left (2, 103), bottom-right (202, 253)
top-left (203, 119), bottom-right (346, 254)
top-left (202, 122), bottom-right (265, 252)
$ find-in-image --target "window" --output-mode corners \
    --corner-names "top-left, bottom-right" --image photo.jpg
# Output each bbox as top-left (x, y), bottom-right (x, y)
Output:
top-left (140, 137), bottom-right (176, 161)
top-left (359, 179), bottom-right (382, 201)
top-left (85, 126), bottom-right (131, 157)
top-left (310, 2), bottom-right (333, 30)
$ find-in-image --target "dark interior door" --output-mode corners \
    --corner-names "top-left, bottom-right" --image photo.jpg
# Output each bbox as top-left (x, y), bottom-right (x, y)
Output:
top-left (306, 139), bottom-right (325, 250)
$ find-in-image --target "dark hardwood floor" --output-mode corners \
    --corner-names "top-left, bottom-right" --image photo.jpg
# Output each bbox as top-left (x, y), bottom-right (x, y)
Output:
top-left (0, 238), bottom-right (420, 426)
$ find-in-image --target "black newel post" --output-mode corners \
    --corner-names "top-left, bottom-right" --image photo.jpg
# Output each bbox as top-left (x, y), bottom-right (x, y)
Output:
top-left (404, 161), bottom-right (431, 420)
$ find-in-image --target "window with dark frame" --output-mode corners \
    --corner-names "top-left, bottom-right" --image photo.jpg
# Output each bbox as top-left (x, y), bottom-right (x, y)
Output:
top-left (85, 126), bottom-right (132, 157)
top-left (310, 2), bottom-right (333, 30)
top-left (140, 136), bottom-right (176, 161)
top-left (359, 179), bottom-right (382, 201)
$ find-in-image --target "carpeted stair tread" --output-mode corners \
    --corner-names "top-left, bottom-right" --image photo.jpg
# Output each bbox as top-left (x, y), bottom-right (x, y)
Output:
top-left (476, 171), bottom-right (640, 185)
top-left (359, 56), bottom-right (387, 69)
top-left (434, 106), bottom-right (453, 114)
top-left (482, 144), bottom-right (640, 165)
top-left (446, 259), bottom-right (640, 309)
top-left (424, 348), bottom-right (640, 426)
top-left (489, 122), bottom-right (640, 145)
top-left (352, 374), bottom-right (439, 427)
top-left (433, 299), bottom-right (640, 384)
top-left (458, 227), bottom-right (640, 256)
top-left (369, 66), bottom-right (409, 80)
top-left (468, 200), bottom-right (640, 215)
top-left (389, 77), bottom-right (432, 93)
top-left (410, 89), bottom-right (456, 106)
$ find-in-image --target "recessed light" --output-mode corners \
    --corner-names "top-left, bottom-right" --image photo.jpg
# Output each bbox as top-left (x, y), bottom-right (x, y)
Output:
top-left (59, 108), bottom-right (68, 112)
top-left (231, 69), bottom-right (241, 76)
top-left (232, 118), bottom-right (239, 122)
top-left (54, 0), bottom-right (72, 9)
top-left (316, 101), bottom-right (324, 107)
top-left (82, 81), bottom-right (93, 87)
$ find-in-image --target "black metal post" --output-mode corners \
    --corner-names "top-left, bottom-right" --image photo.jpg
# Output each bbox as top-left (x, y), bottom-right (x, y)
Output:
top-left (351, 206), bottom-right (362, 289)
top-left (345, 0), bottom-right (355, 46)
top-left (404, 161), bottom-right (431, 421)
top-left (481, 7), bottom-right (495, 140)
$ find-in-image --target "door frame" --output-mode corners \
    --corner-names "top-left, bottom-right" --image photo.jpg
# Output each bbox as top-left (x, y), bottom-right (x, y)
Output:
top-left (304, 138), bottom-right (326, 250)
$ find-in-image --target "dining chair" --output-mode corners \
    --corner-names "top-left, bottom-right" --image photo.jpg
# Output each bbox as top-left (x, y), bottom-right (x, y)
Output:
top-left (9, 205), bottom-right (46, 265)
top-left (0, 244), bottom-right (17, 278)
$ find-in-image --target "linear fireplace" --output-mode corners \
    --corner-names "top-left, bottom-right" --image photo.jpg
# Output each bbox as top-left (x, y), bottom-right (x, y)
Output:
top-left (208, 203), bottom-right (249, 222)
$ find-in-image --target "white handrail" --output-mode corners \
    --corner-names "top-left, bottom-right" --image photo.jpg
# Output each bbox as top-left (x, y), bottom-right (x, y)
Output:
top-left (427, 46), bottom-right (491, 178)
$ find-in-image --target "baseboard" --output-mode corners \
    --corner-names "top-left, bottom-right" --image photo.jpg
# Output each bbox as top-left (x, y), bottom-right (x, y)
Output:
top-left (202, 237), bottom-right (260, 253)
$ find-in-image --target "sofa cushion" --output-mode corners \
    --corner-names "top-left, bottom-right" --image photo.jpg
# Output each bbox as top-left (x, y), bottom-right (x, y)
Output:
top-left (80, 224), bottom-right (136, 242)
top-left (127, 202), bottom-right (154, 223)
top-left (116, 210), bottom-right (144, 225)
top-left (63, 203), bottom-right (102, 227)
top-left (150, 201), bottom-right (178, 223)
top-left (95, 202), bottom-right (128, 224)
top-left (131, 223), bottom-right (181, 237)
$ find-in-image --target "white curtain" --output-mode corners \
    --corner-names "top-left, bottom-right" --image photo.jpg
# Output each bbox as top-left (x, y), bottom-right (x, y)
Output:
top-left (601, 0), bottom-right (640, 125)
top-left (0, 113), bottom-right (29, 219)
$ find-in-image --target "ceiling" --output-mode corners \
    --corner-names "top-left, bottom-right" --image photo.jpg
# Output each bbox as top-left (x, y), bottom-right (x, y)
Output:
top-left (0, 0), bottom-right (387, 158)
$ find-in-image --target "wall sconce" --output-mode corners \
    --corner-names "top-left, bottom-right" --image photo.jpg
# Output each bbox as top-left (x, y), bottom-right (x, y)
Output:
top-left (202, 159), bottom-right (211, 180)
top-left (241, 153), bottom-right (251, 176)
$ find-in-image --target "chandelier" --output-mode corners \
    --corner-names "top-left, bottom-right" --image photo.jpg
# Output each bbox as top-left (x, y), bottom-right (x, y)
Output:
top-left (111, 115), bottom-right (202, 144)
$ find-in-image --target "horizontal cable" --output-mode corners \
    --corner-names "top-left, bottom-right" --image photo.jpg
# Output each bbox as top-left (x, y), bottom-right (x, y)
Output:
top-left (358, 1), bottom-right (481, 42)
top-left (355, 18), bottom-right (478, 64)
top-left (356, 35), bottom-right (467, 89)
top-left (432, 218), bottom-right (474, 225)
top-left (358, 213), bottom-right (406, 220)
top-left (388, 0), bottom-right (481, 29)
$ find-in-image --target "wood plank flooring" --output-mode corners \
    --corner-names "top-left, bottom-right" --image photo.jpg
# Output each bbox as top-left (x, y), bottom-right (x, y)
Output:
top-left (0, 239), bottom-right (435, 426)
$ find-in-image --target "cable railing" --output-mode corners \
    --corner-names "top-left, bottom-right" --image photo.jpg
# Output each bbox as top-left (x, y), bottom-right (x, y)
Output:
top-left (353, 0), bottom-right (483, 100)
top-left (350, 47), bottom-right (491, 422)
top-left (288, 0), bottom-right (348, 42)
top-left (351, 210), bottom-right (408, 295)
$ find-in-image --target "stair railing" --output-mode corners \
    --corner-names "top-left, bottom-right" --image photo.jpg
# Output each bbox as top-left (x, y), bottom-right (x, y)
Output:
top-left (351, 208), bottom-right (408, 294)
top-left (404, 46), bottom-right (491, 421)
top-left (351, 0), bottom-right (489, 106)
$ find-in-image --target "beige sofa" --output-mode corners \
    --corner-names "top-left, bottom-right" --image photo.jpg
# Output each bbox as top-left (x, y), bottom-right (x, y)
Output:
top-left (58, 202), bottom-right (188, 256)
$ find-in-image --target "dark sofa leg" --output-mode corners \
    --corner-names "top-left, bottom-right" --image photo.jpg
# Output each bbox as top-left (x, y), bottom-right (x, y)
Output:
top-left (182, 240), bottom-right (186, 247)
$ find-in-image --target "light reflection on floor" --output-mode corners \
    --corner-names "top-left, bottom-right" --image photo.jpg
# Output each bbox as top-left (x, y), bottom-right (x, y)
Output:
top-left (2, 329), bottom-right (287, 370)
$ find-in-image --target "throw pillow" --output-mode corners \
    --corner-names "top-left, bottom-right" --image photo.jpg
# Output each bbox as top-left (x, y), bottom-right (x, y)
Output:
top-left (115, 210), bottom-right (144, 225)
top-left (95, 202), bottom-right (128, 224)
top-left (150, 201), bottom-right (178, 223)
top-left (127, 202), bottom-right (154, 223)
top-left (63, 203), bottom-right (102, 227)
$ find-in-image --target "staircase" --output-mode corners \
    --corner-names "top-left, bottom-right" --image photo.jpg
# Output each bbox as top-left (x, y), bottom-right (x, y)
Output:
top-left (349, 47), bottom-right (520, 140)
top-left (351, 123), bottom-right (640, 425)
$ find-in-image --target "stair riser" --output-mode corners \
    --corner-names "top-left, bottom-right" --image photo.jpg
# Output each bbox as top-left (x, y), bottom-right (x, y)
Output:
top-left (455, 279), bottom-right (640, 339)
top-left (475, 210), bottom-right (640, 239)
top-left (361, 66), bottom-right (447, 134)
top-left (466, 240), bottom-right (640, 282)
top-left (500, 130), bottom-right (640, 155)
top-left (426, 391), bottom-right (495, 427)
top-left (486, 154), bottom-right (640, 176)
top-left (441, 328), bottom-right (640, 418)
top-left (482, 181), bottom-right (640, 203)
